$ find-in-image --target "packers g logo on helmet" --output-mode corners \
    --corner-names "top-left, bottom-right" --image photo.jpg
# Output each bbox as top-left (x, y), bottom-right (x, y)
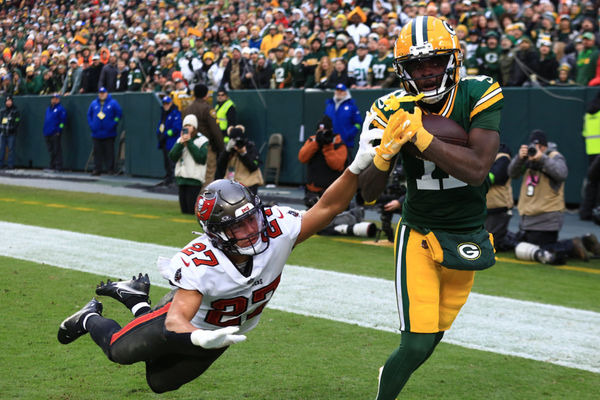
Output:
top-left (393, 16), bottom-right (463, 104)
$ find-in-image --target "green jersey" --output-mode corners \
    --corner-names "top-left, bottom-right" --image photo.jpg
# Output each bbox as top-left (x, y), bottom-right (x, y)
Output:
top-left (368, 53), bottom-right (395, 86)
top-left (366, 76), bottom-right (503, 230)
top-left (272, 59), bottom-right (291, 87)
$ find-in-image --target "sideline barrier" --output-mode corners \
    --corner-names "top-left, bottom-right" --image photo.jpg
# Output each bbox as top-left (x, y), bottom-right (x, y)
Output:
top-left (8, 87), bottom-right (600, 204)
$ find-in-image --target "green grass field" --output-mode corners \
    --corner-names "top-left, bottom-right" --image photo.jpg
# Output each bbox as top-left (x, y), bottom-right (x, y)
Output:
top-left (0, 184), bottom-right (599, 399)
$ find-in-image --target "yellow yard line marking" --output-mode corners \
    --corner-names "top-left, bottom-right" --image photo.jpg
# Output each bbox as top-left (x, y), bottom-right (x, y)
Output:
top-left (73, 207), bottom-right (94, 211)
top-left (102, 210), bottom-right (125, 215)
top-left (0, 197), bottom-right (16, 202)
top-left (132, 214), bottom-right (160, 219)
top-left (22, 200), bottom-right (41, 205)
top-left (170, 218), bottom-right (193, 223)
top-left (496, 256), bottom-right (536, 265)
top-left (557, 266), bottom-right (600, 275)
top-left (45, 203), bottom-right (67, 208)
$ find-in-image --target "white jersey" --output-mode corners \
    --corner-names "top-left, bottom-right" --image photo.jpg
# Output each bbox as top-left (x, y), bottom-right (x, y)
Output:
top-left (348, 54), bottom-right (373, 87)
top-left (161, 205), bottom-right (302, 334)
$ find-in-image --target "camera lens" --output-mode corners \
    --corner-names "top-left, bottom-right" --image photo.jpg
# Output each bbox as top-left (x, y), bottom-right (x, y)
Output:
top-left (527, 144), bottom-right (537, 156)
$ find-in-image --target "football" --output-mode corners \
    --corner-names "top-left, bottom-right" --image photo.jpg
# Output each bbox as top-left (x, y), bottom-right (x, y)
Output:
top-left (402, 113), bottom-right (468, 159)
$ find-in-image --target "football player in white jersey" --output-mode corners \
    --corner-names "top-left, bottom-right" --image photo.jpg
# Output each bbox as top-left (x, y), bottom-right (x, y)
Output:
top-left (57, 149), bottom-right (376, 393)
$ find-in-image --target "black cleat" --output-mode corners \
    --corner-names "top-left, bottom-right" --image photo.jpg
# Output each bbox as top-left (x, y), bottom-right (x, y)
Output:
top-left (96, 273), bottom-right (151, 308)
top-left (57, 298), bottom-right (103, 344)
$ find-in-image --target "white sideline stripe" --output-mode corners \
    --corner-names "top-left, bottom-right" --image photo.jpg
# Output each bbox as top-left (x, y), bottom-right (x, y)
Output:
top-left (1, 221), bottom-right (598, 374)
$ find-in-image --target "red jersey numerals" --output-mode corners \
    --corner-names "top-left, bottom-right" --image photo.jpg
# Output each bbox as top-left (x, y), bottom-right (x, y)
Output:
top-left (204, 274), bottom-right (282, 327)
top-left (180, 243), bottom-right (218, 267)
top-left (262, 208), bottom-right (283, 241)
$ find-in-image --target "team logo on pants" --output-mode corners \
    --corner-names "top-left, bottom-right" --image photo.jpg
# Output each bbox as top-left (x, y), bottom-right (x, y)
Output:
top-left (457, 242), bottom-right (481, 260)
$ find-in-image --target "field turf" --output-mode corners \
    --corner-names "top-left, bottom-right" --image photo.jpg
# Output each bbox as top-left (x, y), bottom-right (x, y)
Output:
top-left (0, 184), bottom-right (598, 399)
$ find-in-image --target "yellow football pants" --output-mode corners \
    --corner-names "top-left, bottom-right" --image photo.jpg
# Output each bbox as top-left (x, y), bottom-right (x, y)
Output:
top-left (394, 224), bottom-right (475, 333)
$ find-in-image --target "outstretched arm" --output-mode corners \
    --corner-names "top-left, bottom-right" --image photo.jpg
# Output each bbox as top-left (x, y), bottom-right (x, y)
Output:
top-left (295, 169), bottom-right (359, 245)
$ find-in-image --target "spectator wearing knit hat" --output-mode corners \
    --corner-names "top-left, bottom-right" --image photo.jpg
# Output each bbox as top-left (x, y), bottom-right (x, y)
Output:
top-left (537, 39), bottom-right (559, 84)
top-left (168, 113), bottom-right (208, 214)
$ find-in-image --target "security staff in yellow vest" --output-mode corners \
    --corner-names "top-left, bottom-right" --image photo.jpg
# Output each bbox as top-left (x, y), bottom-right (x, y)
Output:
top-left (217, 125), bottom-right (264, 195)
top-left (508, 129), bottom-right (598, 264)
top-left (579, 92), bottom-right (600, 220)
top-left (214, 89), bottom-right (236, 137)
top-left (485, 144), bottom-right (517, 251)
top-left (168, 114), bottom-right (209, 215)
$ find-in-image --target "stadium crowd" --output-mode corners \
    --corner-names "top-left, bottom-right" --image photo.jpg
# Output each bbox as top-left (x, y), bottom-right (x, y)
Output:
top-left (0, 0), bottom-right (599, 97)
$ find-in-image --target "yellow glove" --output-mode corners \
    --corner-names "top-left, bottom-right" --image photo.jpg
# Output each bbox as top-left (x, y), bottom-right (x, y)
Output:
top-left (373, 111), bottom-right (413, 171)
top-left (402, 107), bottom-right (434, 153)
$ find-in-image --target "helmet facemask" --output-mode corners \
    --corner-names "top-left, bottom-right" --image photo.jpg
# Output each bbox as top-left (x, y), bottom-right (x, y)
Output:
top-left (208, 206), bottom-right (269, 256)
top-left (394, 51), bottom-right (460, 104)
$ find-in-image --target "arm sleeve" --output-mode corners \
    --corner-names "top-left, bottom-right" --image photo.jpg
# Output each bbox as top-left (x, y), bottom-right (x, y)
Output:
top-left (321, 138), bottom-right (348, 172)
top-left (168, 141), bottom-right (184, 162)
top-left (507, 155), bottom-right (526, 179)
top-left (71, 69), bottom-right (82, 95)
top-left (236, 142), bottom-right (260, 172)
top-left (187, 140), bottom-right (208, 164)
top-left (489, 155), bottom-right (510, 186)
top-left (540, 152), bottom-right (568, 182)
top-left (226, 106), bottom-right (237, 127)
top-left (298, 137), bottom-right (319, 163)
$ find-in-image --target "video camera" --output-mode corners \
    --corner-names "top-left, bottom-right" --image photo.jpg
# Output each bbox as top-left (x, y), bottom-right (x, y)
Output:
top-left (316, 126), bottom-right (334, 146)
top-left (231, 136), bottom-right (248, 148)
top-left (365, 165), bottom-right (407, 242)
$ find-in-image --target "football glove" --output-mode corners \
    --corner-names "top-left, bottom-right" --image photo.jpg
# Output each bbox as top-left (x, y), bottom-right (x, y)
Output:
top-left (373, 111), bottom-right (413, 171)
top-left (348, 146), bottom-right (376, 174)
top-left (190, 326), bottom-right (247, 349)
top-left (402, 107), bottom-right (434, 153)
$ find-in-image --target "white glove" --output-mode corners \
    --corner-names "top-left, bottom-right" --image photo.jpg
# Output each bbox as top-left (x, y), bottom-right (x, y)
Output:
top-left (190, 326), bottom-right (247, 349)
top-left (348, 146), bottom-right (376, 174)
top-left (225, 138), bottom-right (235, 152)
top-left (348, 111), bottom-right (382, 174)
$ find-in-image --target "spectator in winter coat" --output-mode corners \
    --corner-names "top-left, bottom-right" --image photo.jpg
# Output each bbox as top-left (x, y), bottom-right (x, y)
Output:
top-left (99, 55), bottom-right (119, 92)
top-left (243, 54), bottom-right (273, 89)
top-left (80, 54), bottom-right (103, 93)
top-left (60, 58), bottom-right (82, 95)
top-left (42, 94), bottom-right (67, 172)
top-left (156, 96), bottom-right (182, 186)
top-left (87, 87), bottom-right (122, 175)
top-left (298, 116), bottom-right (348, 208)
top-left (0, 96), bottom-right (21, 169)
top-left (324, 83), bottom-right (363, 153)
top-left (168, 114), bottom-right (208, 214)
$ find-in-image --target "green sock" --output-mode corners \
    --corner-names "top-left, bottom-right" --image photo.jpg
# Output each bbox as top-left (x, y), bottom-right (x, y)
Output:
top-left (375, 331), bottom-right (444, 400)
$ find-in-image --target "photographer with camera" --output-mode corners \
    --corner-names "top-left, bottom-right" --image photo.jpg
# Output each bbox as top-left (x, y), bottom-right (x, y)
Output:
top-left (508, 129), bottom-right (600, 263)
top-left (168, 114), bottom-right (209, 214)
top-left (217, 124), bottom-right (264, 195)
top-left (298, 116), bottom-right (348, 209)
top-left (371, 164), bottom-right (407, 242)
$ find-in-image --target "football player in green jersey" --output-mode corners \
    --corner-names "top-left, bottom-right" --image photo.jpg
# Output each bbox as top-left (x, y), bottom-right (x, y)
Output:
top-left (356, 16), bottom-right (504, 399)
top-left (367, 38), bottom-right (397, 88)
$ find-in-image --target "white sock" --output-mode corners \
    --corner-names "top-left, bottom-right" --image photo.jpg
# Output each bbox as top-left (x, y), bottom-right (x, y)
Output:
top-left (82, 312), bottom-right (99, 330)
top-left (131, 302), bottom-right (151, 316)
